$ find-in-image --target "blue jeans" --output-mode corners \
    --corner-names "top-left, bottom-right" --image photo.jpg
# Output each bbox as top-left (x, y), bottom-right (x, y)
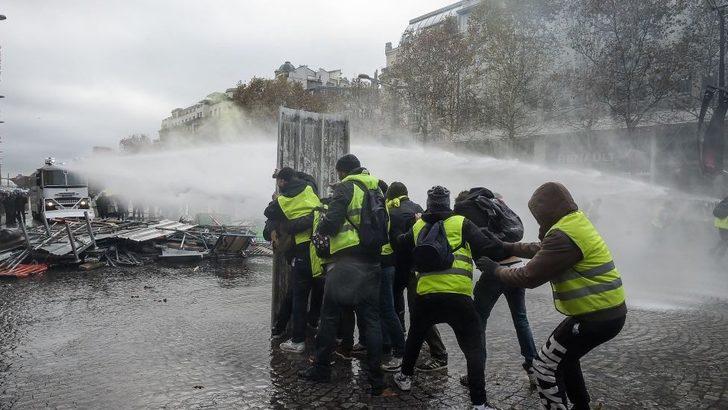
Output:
top-left (380, 266), bottom-right (405, 357)
top-left (473, 270), bottom-right (537, 365)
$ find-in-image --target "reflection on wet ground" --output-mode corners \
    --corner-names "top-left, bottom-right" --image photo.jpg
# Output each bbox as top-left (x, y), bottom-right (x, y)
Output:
top-left (0, 257), bottom-right (726, 408)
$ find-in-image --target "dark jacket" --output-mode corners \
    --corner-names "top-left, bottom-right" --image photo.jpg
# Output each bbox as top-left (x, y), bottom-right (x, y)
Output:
top-left (264, 177), bottom-right (317, 258)
top-left (714, 196), bottom-right (728, 220)
top-left (388, 197), bottom-right (423, 271)
top-left (397, 209), bottom-right (505, 262)
top-left (316, 168), bottom-right (382, 261)
top-left (494, 182), bottom-right (626, 321)
top-left (454, 187), bottom-right (524, 254)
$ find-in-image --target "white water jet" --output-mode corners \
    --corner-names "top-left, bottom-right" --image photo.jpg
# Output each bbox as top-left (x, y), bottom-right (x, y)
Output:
top-left (70, 140), bottom-right (726, 309)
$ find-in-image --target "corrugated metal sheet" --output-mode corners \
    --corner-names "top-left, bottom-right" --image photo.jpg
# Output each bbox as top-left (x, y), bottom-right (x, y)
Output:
top-left (116, 220), bottom-right (197, 243)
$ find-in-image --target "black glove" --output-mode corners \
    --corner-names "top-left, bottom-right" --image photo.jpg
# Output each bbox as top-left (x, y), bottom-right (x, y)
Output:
top-left (476, 257), bottom-right (499, 280)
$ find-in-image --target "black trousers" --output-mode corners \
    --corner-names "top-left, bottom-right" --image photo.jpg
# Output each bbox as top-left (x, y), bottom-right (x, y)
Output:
top-left (313, 258), bottom-right (384, 393)
top-left (533, 314), bottom-right (626, 409)
top-left (401, 293), bottom-right (486, 406)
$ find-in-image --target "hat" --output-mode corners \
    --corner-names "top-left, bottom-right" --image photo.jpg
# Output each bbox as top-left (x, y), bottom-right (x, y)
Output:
top-left (386, 181), bottom-right (408, 200)
top-left (273, 167), bottom-right (296, 181)
top-left (335, 154), bottom-right (361, 174)
top-left (426, 186), bottom-right (451, 212)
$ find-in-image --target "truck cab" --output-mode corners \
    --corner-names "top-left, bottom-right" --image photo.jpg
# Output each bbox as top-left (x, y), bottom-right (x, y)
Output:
top-left (30, 158), bottom-right (94, 221)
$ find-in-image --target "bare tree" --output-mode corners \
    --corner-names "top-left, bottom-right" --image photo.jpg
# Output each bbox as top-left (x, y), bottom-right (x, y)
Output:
top-left (467, 0), bottom-right (559, 139)
top-left (569, 0), bottom-right (688, 131)
top-left (388, 18), bottom-right (475, 142)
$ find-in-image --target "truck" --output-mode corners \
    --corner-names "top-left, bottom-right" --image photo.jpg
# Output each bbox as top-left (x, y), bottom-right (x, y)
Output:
top-left (30, 158), bottom-right (94, 221)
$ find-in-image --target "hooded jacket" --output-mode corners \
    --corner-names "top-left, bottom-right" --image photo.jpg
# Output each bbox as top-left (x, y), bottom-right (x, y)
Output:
top-left (494, 182), bottom-right (626, 321)
top-left (264, 176), bottom-right (318, 259)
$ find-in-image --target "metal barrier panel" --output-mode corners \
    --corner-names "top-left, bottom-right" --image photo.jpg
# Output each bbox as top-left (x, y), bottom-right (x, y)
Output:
top-left (272, 107), bottom-right (349, 327)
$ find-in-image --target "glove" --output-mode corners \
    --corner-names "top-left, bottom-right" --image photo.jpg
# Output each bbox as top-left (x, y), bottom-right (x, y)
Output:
top-left (476, 257), bottom-right (499, 281)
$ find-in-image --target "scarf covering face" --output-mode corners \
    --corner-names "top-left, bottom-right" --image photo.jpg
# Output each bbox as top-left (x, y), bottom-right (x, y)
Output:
top-left (386, 195), bottom-right (408, 209)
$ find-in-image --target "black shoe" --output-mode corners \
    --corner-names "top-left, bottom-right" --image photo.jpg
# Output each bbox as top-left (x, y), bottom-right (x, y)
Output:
top-left (334, 346), bottom-right (353, 360)
top-left (459, 374), bottom-right (468, 387)
top-left (298, 366), bottom-right (331, 383)
top-left (416, 358), bottom-right (448, 372)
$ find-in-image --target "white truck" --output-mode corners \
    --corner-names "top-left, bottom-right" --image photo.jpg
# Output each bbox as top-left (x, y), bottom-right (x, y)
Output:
top-left (30, 158), bottom-right (94, 221)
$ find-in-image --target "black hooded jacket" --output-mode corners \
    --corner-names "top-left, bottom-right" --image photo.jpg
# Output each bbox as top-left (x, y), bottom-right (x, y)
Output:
top-left (264, 177), bottom-right (318, 258)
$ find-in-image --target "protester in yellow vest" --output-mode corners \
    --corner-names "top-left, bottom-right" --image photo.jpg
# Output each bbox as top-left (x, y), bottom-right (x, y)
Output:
top-left (263, 167), bottom-right (322, 354)
top-left (299, 154), bottom-right (392, 397)
top-left (477, 182), bottom-right (627, 410)
top-left (711, 196), bottom-right (728, 260)
top-left (392, 186), bottom-right (505, 410)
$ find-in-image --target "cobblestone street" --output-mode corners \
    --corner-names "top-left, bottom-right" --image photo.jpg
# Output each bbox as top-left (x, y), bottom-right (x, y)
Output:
top-left (0, 257), bottom-right (727, 409)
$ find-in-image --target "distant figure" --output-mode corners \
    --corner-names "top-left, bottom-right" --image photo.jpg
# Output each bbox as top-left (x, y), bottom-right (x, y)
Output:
top-left (712, 196), bottom-right (728, 260)
top-left (96, 194), bottom-right (109, 219)
top-left (2, 197), bottom-right (17, 228)
top-left (14, 195), bottom-right (27, 226)
top-left (116, 197), bottom-right (129, 221)
top-left (133, 202), bottom-right (145, 220)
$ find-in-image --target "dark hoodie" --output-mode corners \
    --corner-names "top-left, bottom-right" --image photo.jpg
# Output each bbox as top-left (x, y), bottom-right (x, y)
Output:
top-left (494, 182), bottom-right (626, 321)
top-left (264, 177), bottom-right (317, 258)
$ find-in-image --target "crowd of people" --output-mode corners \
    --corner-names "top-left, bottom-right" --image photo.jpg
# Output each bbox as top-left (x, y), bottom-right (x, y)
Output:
top-left (264, 154), bottom-right (627, 409)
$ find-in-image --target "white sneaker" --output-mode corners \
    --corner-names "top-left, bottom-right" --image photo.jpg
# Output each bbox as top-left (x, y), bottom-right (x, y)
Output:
top-left (472, 404), bottom-right (497, 410)
top-left (279, 339), bottom-right (305, 354)
top-left (393, 372), bottom-right (411, 391)
top-left (381, 357), bottom-right (403, 372)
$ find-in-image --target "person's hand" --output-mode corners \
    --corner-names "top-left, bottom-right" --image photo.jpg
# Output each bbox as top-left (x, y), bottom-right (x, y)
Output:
top-left (476, 257), bottom-right (499, 280)
top-left (271, 230), bottom-right (279, 250)
top-left (414, 213), bottom-right (422, 220)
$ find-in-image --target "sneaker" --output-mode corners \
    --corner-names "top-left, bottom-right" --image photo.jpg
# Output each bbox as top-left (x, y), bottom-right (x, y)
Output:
top-left (472, 404), bottom-right (497, 410)
top-left (381, 357), bottom-right (402, 372)
top-left (416, 358), bottom-right (447, 372)
top-left (393, 372), bottom-right (412, 391)
top-left (298, 366), bottom-right (331, 383)
top-left (334, 346), bottom-right (353, 360)
top-left (523, 362), bottom-right (537, 387)
top-left (352, 343), bottom-right (367, 355)
top-left (279, 339), bottom-right (305, 354)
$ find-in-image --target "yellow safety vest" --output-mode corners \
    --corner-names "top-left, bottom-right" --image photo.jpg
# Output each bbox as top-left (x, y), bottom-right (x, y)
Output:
top-left (329, 172), bottom-right (380, 255)
top-left (547, 211), bottom-right (626, 316)
top-left (413, 215), bottom-right (473, 297)
top-left (715, 216), bottom-right (728, 230)
top-left (277, 185), bottom-right (321, 245)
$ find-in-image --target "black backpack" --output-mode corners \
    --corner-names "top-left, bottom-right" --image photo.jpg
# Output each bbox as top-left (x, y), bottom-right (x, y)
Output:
top-left (346, 180), bottom-right (389, 254)
top-left (714, 198), bottom-right (728, 219)
top-left (474, 196), bottom-right (524, 242)
top-left (413, 221), bottom-right (460, 273)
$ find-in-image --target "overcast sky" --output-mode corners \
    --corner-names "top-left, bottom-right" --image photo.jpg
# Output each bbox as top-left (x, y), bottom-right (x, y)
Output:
top-left (0, 0), bottom-right (449, 175)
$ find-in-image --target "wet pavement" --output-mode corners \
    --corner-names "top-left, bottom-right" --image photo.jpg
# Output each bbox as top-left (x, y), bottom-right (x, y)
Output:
top-left (0, 257), bottom-right (727, 409)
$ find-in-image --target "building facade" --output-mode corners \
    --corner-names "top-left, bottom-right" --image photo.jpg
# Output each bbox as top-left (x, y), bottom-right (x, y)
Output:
top-left (274, 61), bottom-right (349, 92)
top-left (385, 0), bottom-right (480, 69)
top-left (159, 89), bottom-right (237, 141)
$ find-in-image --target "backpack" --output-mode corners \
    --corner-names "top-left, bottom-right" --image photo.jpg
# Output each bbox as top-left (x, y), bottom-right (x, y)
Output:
top-left (474, 196), bottom-right (524, 242)
top-left (413, 221), bottom-right (459, 273)
top-left (346, 180), bottom-right (389, 254)
top-left (714, 198), bottom-right (728, 219)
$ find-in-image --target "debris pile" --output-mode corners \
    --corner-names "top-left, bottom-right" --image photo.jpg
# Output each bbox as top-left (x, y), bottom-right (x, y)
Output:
top-left (0, 215), bottom-right (266, 278)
